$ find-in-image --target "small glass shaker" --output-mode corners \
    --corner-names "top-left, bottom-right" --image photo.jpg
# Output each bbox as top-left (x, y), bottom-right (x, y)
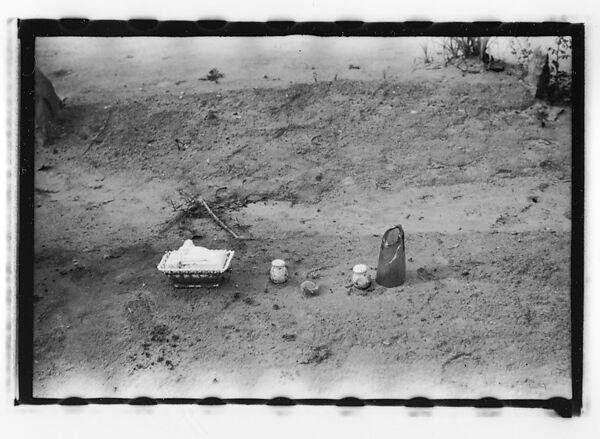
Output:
top-left (352, 264), bottom-right (371, 289)
top-left (270, 259), bottom-right (288, 284)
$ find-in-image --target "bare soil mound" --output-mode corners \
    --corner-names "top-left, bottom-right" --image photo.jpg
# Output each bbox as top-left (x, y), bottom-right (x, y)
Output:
top-left (33, 67), bottom-right (572, 399)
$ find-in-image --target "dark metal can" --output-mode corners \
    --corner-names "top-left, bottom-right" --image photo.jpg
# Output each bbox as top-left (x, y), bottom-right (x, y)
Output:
top-left (375, 225), bottom-right (406, 287)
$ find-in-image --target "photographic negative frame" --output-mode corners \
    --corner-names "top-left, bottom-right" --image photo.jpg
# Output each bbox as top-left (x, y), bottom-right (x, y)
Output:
top-left (13, 20), bottom-right (584, 417)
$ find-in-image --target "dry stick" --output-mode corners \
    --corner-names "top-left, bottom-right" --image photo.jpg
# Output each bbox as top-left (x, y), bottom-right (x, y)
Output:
top-left (82, 110), bottom-right (113, 155)
top-left (198, 197), bottom-right (241, 239)
top-left (431, 155), bottom-right (482, 169)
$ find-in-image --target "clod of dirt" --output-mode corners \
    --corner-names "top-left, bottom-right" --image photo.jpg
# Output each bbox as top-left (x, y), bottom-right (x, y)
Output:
top-left (200, 68), bottom-right (225, 83)
top-left (348, 64), bottom-right (360, 70)
top-left (282, 334), bottom-right (296, 342)
top-left (150, 324), bottom-right (170, 342)
top-left (527, 195), bottom-right (540, 203)
top-left (417, 267), bottom-right (437, 281)
top-left (538, 159), bottom-right (556, 170)
top-left (301, 345), bottom-right (332, 365)
top-left (243, 296), bottom-right (258, 306)
top-left (487, 62), bottom-right (505, 72)
top-left (300, 280), bottom-right (318, 296)
top-left (495, 214), bottom-right (508, 225)
top-left (272, 304), bottom-right (280, 310)
top-left (205, 109), bottom-right (219, 121)
top-left (538, 182), bottom-right (549, 192)
top-left (306, 268), bottom-right (324, 280)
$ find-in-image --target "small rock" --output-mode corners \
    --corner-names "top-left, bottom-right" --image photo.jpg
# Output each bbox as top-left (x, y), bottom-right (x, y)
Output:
top-left (461, 270), bottom-right (470, 276)
top-left (272, 304), bottom-right (280, 310)
top-left (243, 297), bottom-right (256, 306)
top-left (301, 280), bottom-right (318, 296)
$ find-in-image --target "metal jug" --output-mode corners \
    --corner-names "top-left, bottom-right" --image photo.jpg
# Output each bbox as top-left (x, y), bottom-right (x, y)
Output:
top-left (375, 225), bottom-right (406, 287)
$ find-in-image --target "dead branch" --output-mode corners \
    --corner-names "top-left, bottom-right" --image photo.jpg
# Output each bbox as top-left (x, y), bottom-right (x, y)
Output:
top-left (199, 197), bottom-right (241, 239)
top-left (430, 155), bottom-right (482, 169)
top-left (82, 110), bottom-right (113, 155)
top-left (442, 351), bottom-right (474, 369)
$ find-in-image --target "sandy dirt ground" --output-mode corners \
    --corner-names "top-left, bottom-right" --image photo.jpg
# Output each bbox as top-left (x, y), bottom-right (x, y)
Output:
top-left (32, 37), bottom-right (572, 399)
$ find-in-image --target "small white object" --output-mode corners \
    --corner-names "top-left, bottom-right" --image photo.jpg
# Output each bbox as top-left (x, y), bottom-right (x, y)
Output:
top-left (352, 264), bottom-right (371, 289)
top-left (270, 259), bottom-right (288, 284)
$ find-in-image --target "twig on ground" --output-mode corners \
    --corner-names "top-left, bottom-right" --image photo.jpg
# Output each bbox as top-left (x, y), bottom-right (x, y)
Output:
top-left (199, 197), bottom-right (241, 239)
top-left (227, 144), bottom-right (249, 158)
top-left (82, 110), bottom-right (113, 155)
top-left (430, 155), bottom-right (482, 169)
top-left (442, 351), bottom-right (474, 369)
top-left (273, 126), bottom-right (289, 139)
top-left (417, 289), bottom-right (441, 313)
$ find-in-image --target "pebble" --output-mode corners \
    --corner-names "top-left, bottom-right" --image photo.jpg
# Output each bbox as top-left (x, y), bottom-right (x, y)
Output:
top-left (301, 280), bottom-right (318, 296)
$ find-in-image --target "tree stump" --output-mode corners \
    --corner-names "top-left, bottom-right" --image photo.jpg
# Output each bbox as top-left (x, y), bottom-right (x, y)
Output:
top-left (35, 68), bottom-right (63, 147)
top-left (525, 48), bottom-right (551, 100)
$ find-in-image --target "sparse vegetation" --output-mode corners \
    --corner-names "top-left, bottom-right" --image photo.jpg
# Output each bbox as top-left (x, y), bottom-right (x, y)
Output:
top-left (510, 37), bottom-right (572, 102)
top-left (441, 37), bottom-right (488, 63)
top-left (200, 68), bottom-right (225, 83)
top-left (548, 36), bottom-right (572, 101)
top-left (419, 42), bottom-right (433, 64)
top-left (509, 38), bottom-right (534, 71)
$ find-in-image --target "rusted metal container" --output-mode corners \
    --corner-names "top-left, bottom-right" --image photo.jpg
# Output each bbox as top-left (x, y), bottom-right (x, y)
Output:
top-left (375, 225), bottom-right (406, 287)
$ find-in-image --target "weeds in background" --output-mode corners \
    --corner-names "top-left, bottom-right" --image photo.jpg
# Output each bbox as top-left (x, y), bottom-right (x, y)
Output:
top-left (200, 68), bottom-right (225, 83)
top-left (548, 37), bottom-right (572, 100)
top-left (509, 38), bottom-right (534, 71)
top-left (510, 37), bottom-right (572, 101)
top-left (419, 42), bottom-right (433, 64)
top-left (441, 37), bottom-right (489, 64)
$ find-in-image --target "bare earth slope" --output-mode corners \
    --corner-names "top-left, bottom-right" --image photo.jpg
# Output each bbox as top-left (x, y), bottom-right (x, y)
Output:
top-left (33, 53), bottom-right (571, 399)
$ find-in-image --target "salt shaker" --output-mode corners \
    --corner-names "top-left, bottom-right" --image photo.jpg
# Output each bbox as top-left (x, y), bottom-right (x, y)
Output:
top-left (270, 259), bottom-right (288, 284)
top-left (352, 264), bottom-right (371, 289)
